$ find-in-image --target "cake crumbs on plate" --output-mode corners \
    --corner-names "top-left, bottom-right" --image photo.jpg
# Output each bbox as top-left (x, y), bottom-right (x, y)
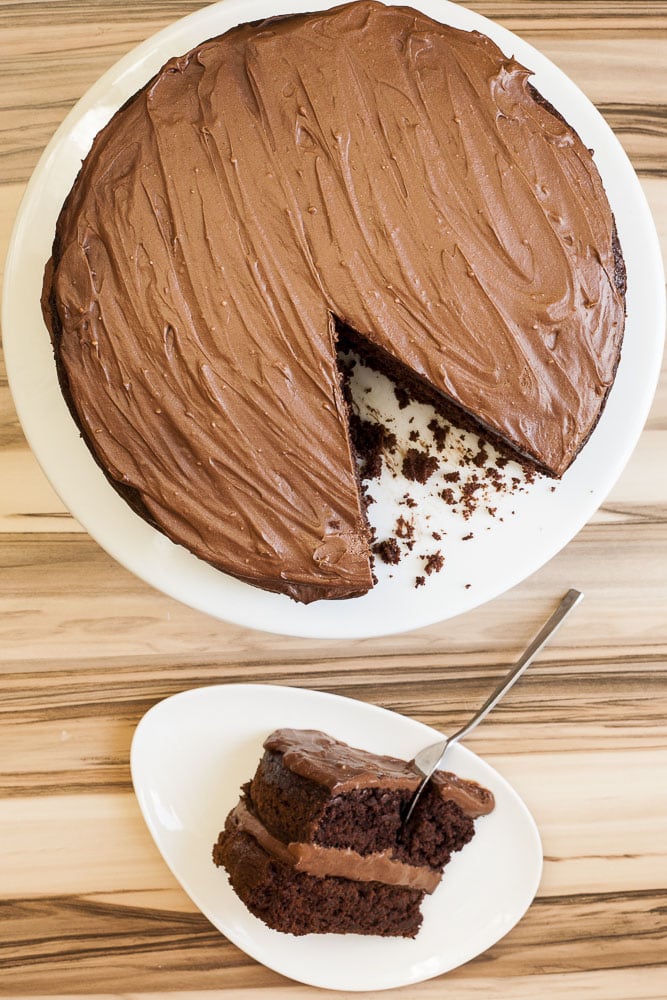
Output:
top-left (402, 447), bottom-right (438, 484)
top-left (338, 345), bottom-right (542, 585)
top-left (427, 417), bottom-right (449, 451)
top-left (373, 538), bottom-right (402, 565)
top-left (422, 551), bottom-right (444, 575)
top-left (395, 515), bottom-right (414, 539)
top-left (394, 384), bottom-right (412, 409)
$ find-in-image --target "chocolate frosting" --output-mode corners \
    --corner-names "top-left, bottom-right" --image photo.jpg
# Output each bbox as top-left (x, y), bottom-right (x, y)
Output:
top-left (264, 728), bottom-right (495, 817)
top-left (228, 799), bottom-right (441, 891)
top-left (44, 1), bottom-right (625, 601)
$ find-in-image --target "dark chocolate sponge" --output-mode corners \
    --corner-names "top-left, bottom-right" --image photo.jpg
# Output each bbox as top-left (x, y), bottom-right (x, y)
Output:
top-left (213, 728), bottom-right (495, 937)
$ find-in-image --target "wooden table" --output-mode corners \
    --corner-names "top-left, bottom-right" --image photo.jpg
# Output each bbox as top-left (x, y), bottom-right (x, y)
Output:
top-left (1, 3), bottom-right (666, 997)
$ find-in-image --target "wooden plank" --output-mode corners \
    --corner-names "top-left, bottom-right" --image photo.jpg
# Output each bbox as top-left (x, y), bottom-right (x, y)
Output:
top-left (1, 517), bottom-right (666, 666)
top-left (1, 660), bottom-right (665, 787)
top-left (11, 968), bottom-right (667, 1000)
top-left (0, 888), bottom-right (664, 994)
top-left (13, 968), bottom-right (667, 1000)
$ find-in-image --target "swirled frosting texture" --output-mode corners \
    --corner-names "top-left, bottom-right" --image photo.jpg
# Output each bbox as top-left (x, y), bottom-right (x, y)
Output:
top-left (265, 728), bottom-right (495, 817)
top-left (44, 1), bottom-right (625, 601)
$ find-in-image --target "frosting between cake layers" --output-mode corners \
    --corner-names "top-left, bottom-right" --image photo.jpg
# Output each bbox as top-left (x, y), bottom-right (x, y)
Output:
top-left (44, 1), bottom-right (625, 601)
top-left (227, 799), bottom-right (442, 891)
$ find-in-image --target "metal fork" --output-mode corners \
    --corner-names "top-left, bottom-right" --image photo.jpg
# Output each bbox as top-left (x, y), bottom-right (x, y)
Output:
top-left (402, 588), bottom-right (584, 826)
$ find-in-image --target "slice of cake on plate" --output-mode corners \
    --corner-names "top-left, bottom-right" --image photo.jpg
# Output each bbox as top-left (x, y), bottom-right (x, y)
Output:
top-left (213, 728), bottom-right (494, 936)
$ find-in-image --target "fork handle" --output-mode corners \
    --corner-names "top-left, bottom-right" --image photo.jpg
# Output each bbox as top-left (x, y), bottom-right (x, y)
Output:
top-left (450, 588), bottom-right (583, 747)
top-left (406, 589), bottom-right (583, 827)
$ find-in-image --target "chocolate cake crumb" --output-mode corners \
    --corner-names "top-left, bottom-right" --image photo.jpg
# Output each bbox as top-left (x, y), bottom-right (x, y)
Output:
top-left (408, 429), bottom-right (420, 442)
top-left (442, 470), bottom-right (460, 483)
top-left (394, 384), bottom-right (412, 409)
top-left (465, 583), bottom-right (471, 589)
top-left (432, 531), bottom-right (442, 540)
top-left (400, 494), bottom-right (418, 509)
top-left (349, 413), bottom-right (397, 481)
top-left (486, 506), bottom-right (497, 516)
top-left (440, 487), bottom-right (455, 505)
top-left (415, 575), bottom-right (425, 588)
top-left (422, 551), bottom-right (444, 575)
top-left (460, 480), bottom-right (484, 519)
top-left (472, 446), bottom-right (488, 468)
top-left (462, 532), bottom-right (474, 541)
top-left (402, 447), bottom-right (439, 484)
top-left (427, 418), bottom-right (449, 452)
top-left (373, 538), bottom-right (402, 565)
top-left (395, 515), bottom-right (414, 540)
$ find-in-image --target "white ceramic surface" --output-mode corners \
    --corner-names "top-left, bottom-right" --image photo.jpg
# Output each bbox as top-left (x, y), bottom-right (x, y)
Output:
top-left (130, 683), bottom-right (543, 991)
top-left (3, 0), bottom-right (664, 639)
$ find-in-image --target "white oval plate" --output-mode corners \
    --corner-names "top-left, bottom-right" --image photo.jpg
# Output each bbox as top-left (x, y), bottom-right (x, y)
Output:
top-left (3, 0), bottom-right (664, 639)
top-left (130, 683), bottom-right (542, 992)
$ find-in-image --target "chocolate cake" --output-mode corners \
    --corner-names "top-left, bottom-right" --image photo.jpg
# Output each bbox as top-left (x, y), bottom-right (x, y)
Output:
top-left (42, 1), bottom-right (626, 603)
top-left (212, 728), bottom-right (495, 937)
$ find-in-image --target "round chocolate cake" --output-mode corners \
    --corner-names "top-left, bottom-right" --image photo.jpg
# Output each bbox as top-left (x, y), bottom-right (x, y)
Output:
top-left (42, 1), bottom-right (626, 603)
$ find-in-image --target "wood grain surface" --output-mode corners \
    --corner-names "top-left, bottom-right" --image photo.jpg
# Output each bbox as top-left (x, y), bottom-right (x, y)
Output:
top-left (1, 2), bottom-right (666, 997)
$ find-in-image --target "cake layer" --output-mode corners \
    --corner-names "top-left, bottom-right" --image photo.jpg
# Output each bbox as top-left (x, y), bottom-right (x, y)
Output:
top-left (214, 825), bottom-right (425, 937)
top-left (44, 1), bottom-right (625, 601)
top-left (249, 730), bottom-right (493, 869)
